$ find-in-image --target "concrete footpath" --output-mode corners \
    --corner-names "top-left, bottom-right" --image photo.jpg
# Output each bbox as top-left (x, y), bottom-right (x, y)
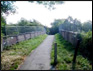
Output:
top-left (18, 35), bottom-right (54, 70)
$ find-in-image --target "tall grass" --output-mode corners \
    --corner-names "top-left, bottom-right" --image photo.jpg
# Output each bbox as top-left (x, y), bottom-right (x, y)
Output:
top-left (1, 34), bottom-right (47, 70)
top-left (50, 33), bottom-right (92, 70)
top-left (79, 31), bottom-right (92, 62)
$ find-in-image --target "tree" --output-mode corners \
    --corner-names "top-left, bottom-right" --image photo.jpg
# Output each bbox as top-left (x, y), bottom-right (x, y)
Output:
top-left (1, 1), bottom-right (64, 27)
top-left (1, 16), bottom-right (6, 26)
top-left (1, 1), bottom-right (64, 15)
top-left (73, 19), bottom-right (82, 32)
top-left (15, 18), bottom-right (43, 26)
top-left (1, 1), bottom-right (64, 35)
top-left (82, 21), bottom-right (92, 32)
top-left (58, 16), bottom-right (83, 32)
top-left (50, 19), bottom-right (65, 34)
top-left (7, 18), bottom-right (46, 35)
top-left (1, 1), bottom-right (16, 15)
top-left (59, 16), bottom-right (92, 33)
top-left (29, 1), bottom-right (64, 10)
top-left (1, 1), bottom-right (16, 37)
top-left (16, 18), bottom-right (29, 26)
top-left (1, 15), bottom-right (6, 36)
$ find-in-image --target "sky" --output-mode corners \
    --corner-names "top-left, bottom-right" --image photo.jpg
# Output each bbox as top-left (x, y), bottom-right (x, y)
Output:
top-left (6, 1), bottom-right (92, 27)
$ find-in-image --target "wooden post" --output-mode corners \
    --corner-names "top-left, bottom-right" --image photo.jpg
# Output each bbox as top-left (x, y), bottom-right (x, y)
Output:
top-left (72, 39), bottom-right (80, 70)
top-left (54, 43), bottom-right (57, 65)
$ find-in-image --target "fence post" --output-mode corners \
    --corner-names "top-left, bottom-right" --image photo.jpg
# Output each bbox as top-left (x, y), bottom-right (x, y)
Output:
top-left (54, 43), bottom-right (57, 65)
top-left (72, 39), bottom-right (80, 70)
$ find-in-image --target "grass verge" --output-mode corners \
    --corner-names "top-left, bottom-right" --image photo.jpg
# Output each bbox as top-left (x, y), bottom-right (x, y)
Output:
top-left (1, 34), bottom-right (47, 70)
top-left (50, 33), bottom-right (92, 70)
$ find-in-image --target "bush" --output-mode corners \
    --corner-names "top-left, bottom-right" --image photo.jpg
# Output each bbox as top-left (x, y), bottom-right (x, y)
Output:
top-left (79, 31), bottom-right (92, 62)
top-left (51, 33), bottom-right (92, 70)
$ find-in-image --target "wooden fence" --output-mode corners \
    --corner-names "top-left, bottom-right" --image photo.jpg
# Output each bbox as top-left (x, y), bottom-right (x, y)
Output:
top-left (59, 30), bottom-right (78, 46)
top-left (1, 31), bottom-right (45, 52)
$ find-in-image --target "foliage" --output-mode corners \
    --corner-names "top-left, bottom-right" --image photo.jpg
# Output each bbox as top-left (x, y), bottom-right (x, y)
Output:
top-left (79, 30), bottom-right (92, 62)
top-left (1, 34), bottom-right (47, 70)
top-left (44, 26), bottom-right (50, 34)
top-left (59, 16), bottom-right (82, 32)
top-left (49, 19), bottom-right (65, 35)
top-left (82, 21), bottom-right (92, 32)
top-left (1, 15), bottom-right (6, 41)
top-left (29, 1), bottom-right (64, 10)
top-left (1, 1), bottom-right (16, 38)
top-left (1, 1), bottom-right (16, 15)
top-left (4, 18), bottom-right (46, 36)
top-left (1, 1), bottom-right (64, 36)
top-left (50, 33), bottom-right (92, 70)
top-left (50, 16), bottom-right (84, 35)
top-left (1, 16), bottom-right (6, 26)
top-left (8, 18), bottom-right (43, 26)
top-left (1, 1), bottom-right (64, 15)
top-left (55, 16), bottom-right (92, 34)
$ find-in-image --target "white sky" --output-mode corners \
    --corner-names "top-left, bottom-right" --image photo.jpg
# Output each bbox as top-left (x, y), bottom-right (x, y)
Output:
top-left (6, 1), bottom-right (92, 27)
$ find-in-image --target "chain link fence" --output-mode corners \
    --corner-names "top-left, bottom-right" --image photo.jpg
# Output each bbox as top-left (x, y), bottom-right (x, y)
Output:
top-left (3, 26), bottom-right (46, 36)
top-left (59, 23), bottom-right (82, 33)
top-left (1, 26), bottom-right (46, 51)
top-left (59, 23), bottom-right (82, 46)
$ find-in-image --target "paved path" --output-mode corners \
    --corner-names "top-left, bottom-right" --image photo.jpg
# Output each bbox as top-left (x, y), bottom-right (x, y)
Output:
top-left (19, 35), bottom-right (54, 70)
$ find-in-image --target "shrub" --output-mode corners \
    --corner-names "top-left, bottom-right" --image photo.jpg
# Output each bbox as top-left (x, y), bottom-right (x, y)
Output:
top-left (79, 31), bottom-right (92, 62)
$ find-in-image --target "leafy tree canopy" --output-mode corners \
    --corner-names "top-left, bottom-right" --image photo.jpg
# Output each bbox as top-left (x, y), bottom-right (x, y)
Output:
top-left (7, 18), bottom-right (43, 26)
top-left (82, 21), bottom-right (92, 32)
top-left (29, 1), bottom-right (64, 10)
top-left (1, 1), bottom-right (64, 15)
top-left (1, 1), bottom-right (16, 15)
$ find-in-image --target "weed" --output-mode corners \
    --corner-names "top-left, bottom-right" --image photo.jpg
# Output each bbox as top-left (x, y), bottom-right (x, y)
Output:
top-left (1, 34), bottom-right (47, 70)
top-left (50, 33), bottom-right (92, 70)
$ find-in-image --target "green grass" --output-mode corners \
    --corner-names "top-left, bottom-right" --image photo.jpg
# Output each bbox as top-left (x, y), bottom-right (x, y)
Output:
top-left (1, 34), bottom-right (47, 70)
top-left (50, 33), bottom-right (92, 70)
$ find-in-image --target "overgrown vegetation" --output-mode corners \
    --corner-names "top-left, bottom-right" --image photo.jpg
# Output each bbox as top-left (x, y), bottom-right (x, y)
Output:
top-left (50, 16), bottom-right (92, 35)
top-left (49, 19), bottom-right (65, 35)
top-left (79, 31), bottom-right (92, 62)
top-left (51, 34), bottom-right (92, 70)
top-left (2, 18), bottom-right (46, 36)
top-left (1, 15), bottom-right (6, 42)
top-left (1, 34), bottom-right (47, 70)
